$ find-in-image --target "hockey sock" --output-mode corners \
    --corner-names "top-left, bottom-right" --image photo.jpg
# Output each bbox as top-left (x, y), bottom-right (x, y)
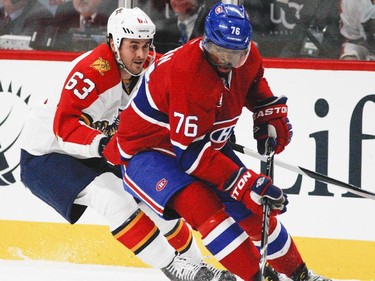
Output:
top-left (270, 238), bottom-right (304, 277)
top-left (171, 182), bottom-right (260, 280)
top-left (164, 219), bottom-right (203, 263)
top-left (199, 209), bottom-right (260, 280)
top-left (239, 214), bottom-right (304, 277)
top-left (171, 181), bottom-right (224, 228)
top-left (137, 200), bottom-right (203, 263)
top-left (112, 208), bottom-right (175, 268)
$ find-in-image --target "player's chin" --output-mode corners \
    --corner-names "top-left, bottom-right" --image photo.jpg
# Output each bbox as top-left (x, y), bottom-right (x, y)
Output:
top-left (131, 64), bottom-right (143, 74)
top-left (217, 66), bottom-right (233, 74)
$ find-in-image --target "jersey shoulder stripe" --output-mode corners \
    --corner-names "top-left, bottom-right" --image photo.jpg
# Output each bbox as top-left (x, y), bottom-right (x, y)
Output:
top-left (132, 77), bottom-right (170, 126)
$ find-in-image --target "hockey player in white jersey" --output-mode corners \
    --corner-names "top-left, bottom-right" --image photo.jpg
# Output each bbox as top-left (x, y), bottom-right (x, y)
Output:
top-left (340, 0), bottom-right (375, 60)
top-left (19, 7), bottom-right (235, 281)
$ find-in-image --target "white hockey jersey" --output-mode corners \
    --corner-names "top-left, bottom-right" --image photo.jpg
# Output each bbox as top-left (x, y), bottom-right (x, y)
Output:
top-left (21, 44), bottom-right (138, 159)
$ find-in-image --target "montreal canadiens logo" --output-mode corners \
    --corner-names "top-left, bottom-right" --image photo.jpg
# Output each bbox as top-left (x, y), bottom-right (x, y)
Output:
top-left (210, 126), bottom-right (234, 148)
top-left (215, 5), bottom-right (223, 14)
top-left (210, 118), bottom-right (238, 149)
top-left (156, 178), bottom-right (168, 191)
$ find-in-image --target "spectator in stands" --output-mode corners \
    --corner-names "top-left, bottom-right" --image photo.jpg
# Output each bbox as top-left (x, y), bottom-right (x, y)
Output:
top-left (245, 0), bottom-right (344, 59)
top-left (153, 0), bottom-right (218, 54)
top-left (0, 0), bottom-right (53, 36)
top-left (340, 0), bottom-right (375, 60)
top-left (133, 0), bottom-right (166, 22)
top-left (51, 0), bottom-right (118, 51)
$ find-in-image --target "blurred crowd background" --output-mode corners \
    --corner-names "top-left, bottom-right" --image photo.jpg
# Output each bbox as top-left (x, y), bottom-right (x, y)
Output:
top-left (1, 0), bottom-right (375, 61)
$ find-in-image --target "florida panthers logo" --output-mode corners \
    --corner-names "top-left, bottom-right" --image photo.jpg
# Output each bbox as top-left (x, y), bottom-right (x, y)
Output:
top-left (0, 81), bottom-right (30, 186)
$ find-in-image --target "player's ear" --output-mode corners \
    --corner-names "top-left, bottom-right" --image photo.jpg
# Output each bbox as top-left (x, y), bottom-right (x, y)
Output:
top-left (109, 38), bottom-right (116, 52)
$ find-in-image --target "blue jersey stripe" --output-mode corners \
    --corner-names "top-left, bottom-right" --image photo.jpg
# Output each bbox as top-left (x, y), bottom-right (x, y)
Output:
top-left (173, 134), bottom-right (211, 172)
top-left (203, 220), bottom-right (246, 256)
top-left (133, 77), bottom-right (169, 125)
top-left (254, 222), bottom-right (290, 256)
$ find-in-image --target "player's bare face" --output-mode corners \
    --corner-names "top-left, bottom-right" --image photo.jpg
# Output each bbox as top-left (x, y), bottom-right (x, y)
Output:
top-left (119, 39), bottom-right (151, 76)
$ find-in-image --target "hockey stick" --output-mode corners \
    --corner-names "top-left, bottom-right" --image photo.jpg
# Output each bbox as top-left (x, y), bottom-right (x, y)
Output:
top-left (230, 142), bottom-right (375, 200)
top-left (260, 145), bottom-right (274, 280)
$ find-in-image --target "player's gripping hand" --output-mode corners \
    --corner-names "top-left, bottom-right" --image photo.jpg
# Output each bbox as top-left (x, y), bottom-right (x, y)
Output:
top-left (225, 167), bottom-right (288, 215)
top-left (253, 96), bottom-right (292, 155)
top-left (98, 136), bottom-right (110, 157)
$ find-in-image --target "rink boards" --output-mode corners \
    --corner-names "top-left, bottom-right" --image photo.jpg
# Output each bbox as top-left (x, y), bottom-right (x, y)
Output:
top-left (0, 53), bottom-right (375, 280)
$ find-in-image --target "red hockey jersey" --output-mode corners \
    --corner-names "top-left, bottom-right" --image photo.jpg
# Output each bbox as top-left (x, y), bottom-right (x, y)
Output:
top-left (110, 38), bottom-right (274, 190)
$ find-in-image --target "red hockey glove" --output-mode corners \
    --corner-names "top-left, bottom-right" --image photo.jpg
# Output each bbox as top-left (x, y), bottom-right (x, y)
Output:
top-left (225, 167), bottom-right (288, 215)
top-left (253, 96), bottom-right (292, 155)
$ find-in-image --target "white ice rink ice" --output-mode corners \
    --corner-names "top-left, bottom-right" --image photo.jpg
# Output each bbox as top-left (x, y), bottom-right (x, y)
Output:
top-left (0, 260), bottom-right (170, 281)
top-left (0, 259), bottom-right (359, 281)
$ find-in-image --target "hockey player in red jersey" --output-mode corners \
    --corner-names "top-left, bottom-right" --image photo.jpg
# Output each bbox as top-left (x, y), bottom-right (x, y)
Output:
top-left (105, 3), bottom-right (332, 281)
top-left (19, 7), bottom-right (235, 281)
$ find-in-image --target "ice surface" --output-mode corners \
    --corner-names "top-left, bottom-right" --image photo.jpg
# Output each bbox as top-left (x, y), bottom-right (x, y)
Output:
top-left (0, 260), bottom-right (169, 281)
top-left (0, 259), bottom-right (360, 281)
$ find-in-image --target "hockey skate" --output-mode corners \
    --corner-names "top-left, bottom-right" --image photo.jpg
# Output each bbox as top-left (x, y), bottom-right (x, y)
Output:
top-left (254, 264), bottom-right (284, 281)
top-left (201, 262), bottom-right (237, 281)
top-left (276, 272), bottom-right (293, 281)
top-left (161, 254), bottom-right (214, 281)
top-left (291, 263), bottom-right (332, 281)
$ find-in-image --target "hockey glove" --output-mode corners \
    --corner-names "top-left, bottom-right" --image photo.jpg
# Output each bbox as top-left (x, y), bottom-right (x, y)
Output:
top-left (98, 136), bottom-right (110, 157)
top-left (253, 96), bottom-right (292, 155)
top-left (226, 167), bottom-right (288, 215)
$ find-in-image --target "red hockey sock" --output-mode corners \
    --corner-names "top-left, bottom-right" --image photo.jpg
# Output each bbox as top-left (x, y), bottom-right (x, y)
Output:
top-left (171, 182), bottom-right (260, 280)
top-left (164, 219), bottom-right (193, 254)
top-left (112, 208), bottom-right (178, 268)
top-left (269, 238), bottom-right (304, 277)
top-left (238, 213), bottom-right (277, 240)
top-left (112, 209), bottom-right (160, 255)
top-left (199, 209), bottom-right (260, 280)
top-left (239, 214), bottom-right (304, 277)
top-left (171, 181), bottom-right (224, 229)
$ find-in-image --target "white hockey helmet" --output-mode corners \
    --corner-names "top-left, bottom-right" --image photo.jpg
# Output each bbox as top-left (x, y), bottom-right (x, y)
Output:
top-left (107, 7), bottom-right (156, 74)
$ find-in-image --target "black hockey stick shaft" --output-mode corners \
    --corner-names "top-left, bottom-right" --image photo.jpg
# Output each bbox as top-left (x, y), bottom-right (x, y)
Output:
top-left (230, 142), bottom-right (375, 200)
top-left (260, 145), bottom-right (274, 280)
